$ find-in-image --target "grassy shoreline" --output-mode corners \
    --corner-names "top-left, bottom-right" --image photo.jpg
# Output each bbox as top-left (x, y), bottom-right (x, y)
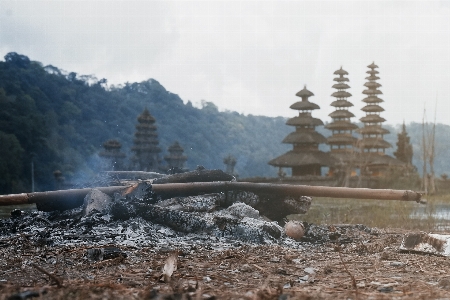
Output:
top-left (2, 194), bottom-right (450, 232)
top-left (290, 194), bottom-right (450, 232)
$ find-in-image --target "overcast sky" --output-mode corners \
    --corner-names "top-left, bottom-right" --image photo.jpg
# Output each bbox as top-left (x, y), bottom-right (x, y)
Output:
top-left (1, 0), bottom-right (449, 125)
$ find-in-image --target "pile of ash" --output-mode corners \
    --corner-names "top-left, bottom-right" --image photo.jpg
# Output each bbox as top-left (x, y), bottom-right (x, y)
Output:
top-left (0, 169), bottom-right (382, 252)
top-left (1, 189), bottom-right (284, 249)
top-left (0, 188), bottom-right (380, 253)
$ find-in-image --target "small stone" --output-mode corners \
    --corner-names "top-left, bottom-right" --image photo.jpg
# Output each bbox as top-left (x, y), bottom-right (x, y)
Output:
top-left (377, 286), bottom-right (394, 293)
top-left (304, 267), bottom-right (315, 274)
top-left (390, 261), bottom-right (404, 267)
top-left (285, 221), bottom-right (305, 241)
top-left (86, 247), bottom-right (126, 261)
top-left (439, 278), bottom-right (450, 290)
top-left (270, 257), bottom-right (280, 262)
top-left (380, 251), bottom-right (390, 260)
top-left (298, 275), bottom-right (309, 282)
top-left (277, 268), bottom-right (287, 275)
top-left (240, 264), bottom-right (252, 272)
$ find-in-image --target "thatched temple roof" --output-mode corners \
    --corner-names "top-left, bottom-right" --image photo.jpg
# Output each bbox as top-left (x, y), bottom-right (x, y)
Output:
top-left (268, 150), bottom-right (336, 167)
top-left (282, 131), bottom-right (327, 144)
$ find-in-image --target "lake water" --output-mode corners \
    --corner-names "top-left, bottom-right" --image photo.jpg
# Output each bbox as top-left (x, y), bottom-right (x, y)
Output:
top-left (410, 204), bottom-right (450, 220)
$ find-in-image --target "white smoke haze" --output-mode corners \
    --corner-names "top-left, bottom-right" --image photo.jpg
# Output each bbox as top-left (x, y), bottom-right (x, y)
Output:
top-left (1, 1), bottom-right (450, 124)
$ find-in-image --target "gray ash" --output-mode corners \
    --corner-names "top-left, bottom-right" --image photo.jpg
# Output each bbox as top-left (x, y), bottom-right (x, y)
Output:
top-left (0, 189), bottom-right (379, 252)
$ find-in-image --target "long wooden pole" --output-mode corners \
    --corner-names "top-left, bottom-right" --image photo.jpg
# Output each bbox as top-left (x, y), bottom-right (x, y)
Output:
top-left (151, 182), bottom-right (422, 202)
top-left (0, 186), bottom-right (127, 206)
top-left (0, 182), bottom-right (422, 208)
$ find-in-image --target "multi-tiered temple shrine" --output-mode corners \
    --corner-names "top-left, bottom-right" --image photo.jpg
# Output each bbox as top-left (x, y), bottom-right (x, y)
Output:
top-left (131, 108), bottom-right (161, 171)
top-left (269, 86), bottom-right (334, 176)
top-left (357, 62), bottom-right (391, 153)
top-left (164, 141), bottom-right (188, 171)
top-left (99, 139), bottom-right (126, 170)
top-left (356, 63), bottom-right (402, 176)
top-left (269, 63), bottom-right (405, 181)
top-left (325, 67), bottom-right (358, 164)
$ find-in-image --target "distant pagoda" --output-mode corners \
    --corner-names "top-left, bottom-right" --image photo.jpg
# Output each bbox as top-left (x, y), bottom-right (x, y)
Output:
top-left (131, 108), bottom-right (161, 171)
top-left (269, 86), bottom-right (334, 176)
top-left (223, 154), bottom-right (237, 175)
top-left (99, 139), bottom-right (126, 170)
top-left (325, 67), bottom-right (358, 155)
top-left (357, 62), bottom-right (391, 154)
top-left (356, 63), bottom-right (403, 176)
top-left (325, 67), bottom-right (359, 182)
top-left (164, 141), bottom-right (188, 171)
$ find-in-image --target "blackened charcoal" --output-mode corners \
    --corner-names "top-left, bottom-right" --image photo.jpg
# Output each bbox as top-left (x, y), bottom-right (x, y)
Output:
top-left (86, 247), bottom-right (126, 261)
top-left (10, 209), bottom-right (22, 218)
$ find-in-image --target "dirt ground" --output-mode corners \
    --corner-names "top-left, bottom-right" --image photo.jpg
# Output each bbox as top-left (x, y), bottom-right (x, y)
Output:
top-left (2, 227), bottom-right (450, 300)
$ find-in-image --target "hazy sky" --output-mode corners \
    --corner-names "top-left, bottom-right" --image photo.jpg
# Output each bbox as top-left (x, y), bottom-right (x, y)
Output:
top-left (1, 0), bottom-right (449, 125)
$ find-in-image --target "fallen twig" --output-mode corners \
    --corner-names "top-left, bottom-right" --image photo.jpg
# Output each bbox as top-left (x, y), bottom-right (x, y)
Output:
top-left (252, 264), bottom-right (265, 271)
top-left (335, 246), bottom-right (357, 291)
top-left (31, 263), bottom-right (63, 288)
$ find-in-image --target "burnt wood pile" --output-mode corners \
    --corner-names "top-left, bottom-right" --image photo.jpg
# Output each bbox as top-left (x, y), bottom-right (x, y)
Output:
top-left (0, 167), bottom-right (422, 247)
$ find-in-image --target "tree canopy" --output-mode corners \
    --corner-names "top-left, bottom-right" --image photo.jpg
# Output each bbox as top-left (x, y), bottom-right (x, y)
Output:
top-left (0, 53), bottom-right (290, 193)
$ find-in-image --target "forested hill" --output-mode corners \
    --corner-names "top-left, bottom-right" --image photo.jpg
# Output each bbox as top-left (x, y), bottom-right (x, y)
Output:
top-left (1, 52), bottom-right (449, 194)
top-left (0, 52), bottom-right (291, 193)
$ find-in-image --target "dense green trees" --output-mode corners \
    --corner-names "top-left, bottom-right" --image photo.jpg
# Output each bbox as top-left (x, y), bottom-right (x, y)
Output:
top-left (0, 131), bottom-right (24, 193)
top-left (0, 53), bottom-right (291, 193)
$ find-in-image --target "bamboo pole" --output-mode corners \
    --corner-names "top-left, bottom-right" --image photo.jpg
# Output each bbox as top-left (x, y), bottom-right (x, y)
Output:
top-left (151, 182), bottom-right (422, 202)
top-left (0, 186), bottom-right (127, 206)
top-left (0, 182), bottom-right (423, 208)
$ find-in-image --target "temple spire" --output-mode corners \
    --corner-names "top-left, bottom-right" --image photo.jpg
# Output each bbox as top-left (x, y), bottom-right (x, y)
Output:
top-left (325, 66), bottom-right (358, 152)
top-left (269, 85), bottom-right (334, 176)
top-left (356, 62), bottom-right (391, 154)
top-left (130, 108), bottom-right (161, 171)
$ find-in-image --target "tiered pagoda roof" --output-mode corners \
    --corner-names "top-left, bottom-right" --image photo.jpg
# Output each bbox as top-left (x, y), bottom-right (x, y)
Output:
top-left (164, 141), bottom-right (188, 170)
top-left (99, 139), bottom-right (126, 159)
top-left (269, 86), bottom-right (334, 176)
top-left (131, 108), bottom-right (161, 171)
top-left (325, 67), bottom-right (358, 155)
top-left (356, 63), bottom-right (392, 152)
top-left (99, 139), bottom-right (126, 170)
